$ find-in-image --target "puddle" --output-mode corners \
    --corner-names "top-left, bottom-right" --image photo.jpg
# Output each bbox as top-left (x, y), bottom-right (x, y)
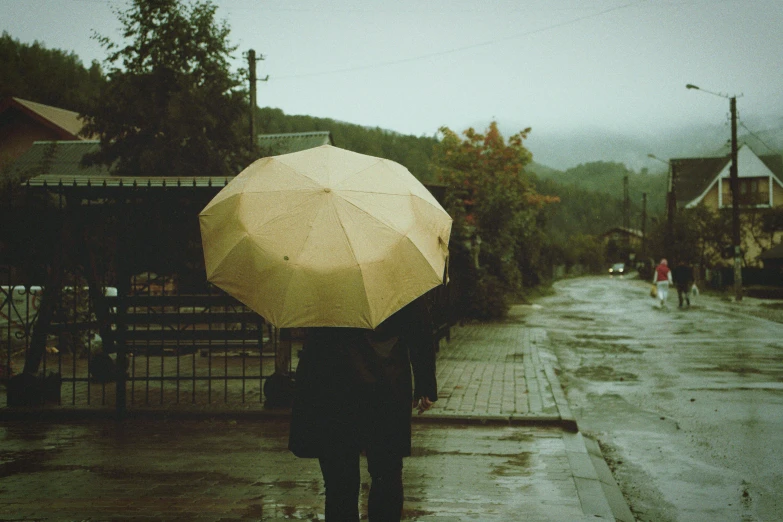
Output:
top-left (700, 365), bottom-right (763, 375)
top-left (489, 452), bottom-right (532, 476)
top-left (560, 314), bottom-right (594, 322)
top-left (411, 447), bottom-right (466, 457)
top-left (575, 365), bottom-right (638, 382)
top-left (563, 338), bottom-right (642, 355)
top-left (0, 449), bottom-right (55, 478)
top-left (576, 333), bottom-right (633, 341)
top-left (496, 432), bottom-right (534, 443)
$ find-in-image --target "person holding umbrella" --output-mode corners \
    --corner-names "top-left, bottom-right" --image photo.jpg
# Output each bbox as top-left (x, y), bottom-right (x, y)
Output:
top-left (289, 294), bottom-right (438, 521)
top-left (199, 145), bottom-right (452, 521)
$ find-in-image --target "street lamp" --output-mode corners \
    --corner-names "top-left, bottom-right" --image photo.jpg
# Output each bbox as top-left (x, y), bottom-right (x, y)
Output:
top-left (686, 83), bottom-right (742, 301)
top-left (648, 154), bottom-right (675, 261)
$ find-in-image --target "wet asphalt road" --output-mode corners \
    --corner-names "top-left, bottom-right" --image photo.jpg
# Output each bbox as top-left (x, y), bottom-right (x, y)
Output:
top-left (525, 275), bottom-right (783, 522)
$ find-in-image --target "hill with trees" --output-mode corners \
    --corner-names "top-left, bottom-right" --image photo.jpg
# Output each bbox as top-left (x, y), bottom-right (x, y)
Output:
top-left (256, 107), bottom-right (439, 182)
top-left (533, 160), bottom-right (666, 219)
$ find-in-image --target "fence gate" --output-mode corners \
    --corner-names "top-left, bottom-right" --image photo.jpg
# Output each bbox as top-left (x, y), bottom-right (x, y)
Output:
top-left (1, 177), bottom-right (293, 414)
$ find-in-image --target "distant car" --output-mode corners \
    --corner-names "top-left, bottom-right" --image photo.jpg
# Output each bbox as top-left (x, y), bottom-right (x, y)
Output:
top-left (608, 263), bottom-right (626, 275)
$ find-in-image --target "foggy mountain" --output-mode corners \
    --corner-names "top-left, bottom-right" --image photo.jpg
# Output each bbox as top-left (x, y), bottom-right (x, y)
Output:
top-left (496, 115), bottom-right (783, 173)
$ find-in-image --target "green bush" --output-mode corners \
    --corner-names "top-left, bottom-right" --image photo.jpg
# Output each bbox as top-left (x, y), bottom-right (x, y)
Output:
top-left (468, 273), bottom-right (509, 320)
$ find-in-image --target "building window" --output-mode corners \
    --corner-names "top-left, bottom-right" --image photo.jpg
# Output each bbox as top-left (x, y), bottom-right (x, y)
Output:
top-left (722, 176), bottom-right (770, 206)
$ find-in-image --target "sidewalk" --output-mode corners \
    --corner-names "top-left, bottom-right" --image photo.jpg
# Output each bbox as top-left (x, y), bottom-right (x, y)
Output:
top-left (428, 324), bottom-right (568, 426)
top-left (0, 321), bottom-right (634, 521)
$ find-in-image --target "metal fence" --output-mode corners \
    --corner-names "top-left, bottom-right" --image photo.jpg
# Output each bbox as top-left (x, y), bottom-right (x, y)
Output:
top-left (0, 178), bottom-right (289, 414)
top-left (2, 277), bottom-right (286, 413)
top-left (0, 178), bottom-right (453, 414)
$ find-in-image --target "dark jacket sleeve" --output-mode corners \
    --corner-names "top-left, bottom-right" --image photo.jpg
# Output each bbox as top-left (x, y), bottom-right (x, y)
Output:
top-left (405, 296), bottom-right (438, 401)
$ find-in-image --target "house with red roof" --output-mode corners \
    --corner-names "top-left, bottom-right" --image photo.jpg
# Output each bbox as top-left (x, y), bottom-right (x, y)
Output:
top-left (0, 97), bottom-right (94, 173)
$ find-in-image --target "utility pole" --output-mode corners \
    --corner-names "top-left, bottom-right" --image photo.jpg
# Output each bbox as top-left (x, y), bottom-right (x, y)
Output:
top-left (641, 192), bottom-right (647, 259)
top-left (647, 153), bottom-right (673, 261)
top-left (730, 96), bottom-right (742, 301)
top-left (248, 49), bottom-right (256, 149)
top-left (623, 175), bottom-right (630, 255)
top-left (247, 49), bottom-right (269, 151)
top-left (686, 83), bottom-right (742, 301)
top-left (667, 161), bottom-right (676, 261)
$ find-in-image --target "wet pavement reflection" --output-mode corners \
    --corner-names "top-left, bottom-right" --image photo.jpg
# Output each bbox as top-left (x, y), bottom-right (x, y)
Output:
top-left (0, 418), bottom-right (598, 521)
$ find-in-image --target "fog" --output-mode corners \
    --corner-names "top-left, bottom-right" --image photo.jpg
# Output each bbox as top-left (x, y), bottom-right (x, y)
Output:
top-left (3, 0), bottom-right (782, 171)
top-left (521, 114), bottom-right (783, 171)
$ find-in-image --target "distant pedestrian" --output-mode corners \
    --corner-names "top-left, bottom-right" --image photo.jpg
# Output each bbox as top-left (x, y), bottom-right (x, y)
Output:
top-left (672, 261), bottom-right (694, 307)
top-left (653, 258), bottom-right (673, 308)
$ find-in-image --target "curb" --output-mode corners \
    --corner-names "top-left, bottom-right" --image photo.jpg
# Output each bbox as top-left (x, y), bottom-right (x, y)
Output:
top-left (413, 412), bottom-right (569, 428)
top-left (0, 407), bottom-right (574, 430)
top-left (535, 329), bottom-right (635, 522)
top-left (564, 432), bottom-right (636, 522)
top-left (532, 333), bottom-right (578, 432)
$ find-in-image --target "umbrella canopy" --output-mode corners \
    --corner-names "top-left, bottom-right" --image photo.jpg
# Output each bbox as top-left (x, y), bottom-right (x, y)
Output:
top-left (199, 145), bottom-right (452, 329)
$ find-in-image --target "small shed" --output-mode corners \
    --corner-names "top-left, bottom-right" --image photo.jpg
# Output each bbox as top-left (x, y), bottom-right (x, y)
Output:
top-left (601, 227), bottom-right (643, 248)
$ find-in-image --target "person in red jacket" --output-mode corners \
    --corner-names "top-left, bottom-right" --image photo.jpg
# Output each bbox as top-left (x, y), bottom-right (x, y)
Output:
top-left (653, 258), bottom-right (673, 308)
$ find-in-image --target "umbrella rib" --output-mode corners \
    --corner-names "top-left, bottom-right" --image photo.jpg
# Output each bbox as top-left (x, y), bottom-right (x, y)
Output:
top-left (276, 198), bottom-right (326, 321)
top-left (334, 158), bottom-right (386, 188)
top-left (336, 159), bottom-right (442, 201)
top-left (337, 192), bottom-right (444, 235)
top-left (334, 205), bottom-right (373, 323)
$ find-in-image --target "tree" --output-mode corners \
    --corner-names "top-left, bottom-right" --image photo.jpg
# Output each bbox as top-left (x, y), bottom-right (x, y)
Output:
top-left (0, 32), bottom-right (105, 112)
top-left (645, 204), bottom-right (729, 275)
top-left (433, 122), bottom-right (558, 319)
top-left (535, 178), bottom-right (627, 241)
top-left (741, 207), bottom-right (783, 266)
top-left (80, 0), bottom-right (252, 177)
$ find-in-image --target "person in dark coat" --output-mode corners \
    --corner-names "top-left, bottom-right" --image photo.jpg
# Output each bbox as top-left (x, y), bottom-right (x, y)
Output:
top-left (672, 261), bottom-right (694, 307)
top-left (288, 295), bottom-right (438, 522)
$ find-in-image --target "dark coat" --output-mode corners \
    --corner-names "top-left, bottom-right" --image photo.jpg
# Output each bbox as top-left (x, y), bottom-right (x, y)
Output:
top-left (288, 297), bottom-right (438, 459)
top-left (672, 264), bottom-right (694, 288)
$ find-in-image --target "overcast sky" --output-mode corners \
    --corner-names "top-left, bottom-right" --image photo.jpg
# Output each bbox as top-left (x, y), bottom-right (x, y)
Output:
top-left (3, 0), bottom-right (783, 168)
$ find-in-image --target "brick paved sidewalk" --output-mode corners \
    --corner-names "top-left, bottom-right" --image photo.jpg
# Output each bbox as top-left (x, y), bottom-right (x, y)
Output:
top-left (427, 324), bottom-right (573, 428)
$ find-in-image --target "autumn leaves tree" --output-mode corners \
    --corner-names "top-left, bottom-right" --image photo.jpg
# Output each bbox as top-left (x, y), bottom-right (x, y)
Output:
top-left (433, 122), bottom-right (558, 319)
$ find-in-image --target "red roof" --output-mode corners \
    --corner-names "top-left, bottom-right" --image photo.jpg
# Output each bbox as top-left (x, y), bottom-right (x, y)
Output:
top-left (0, 97), bottom-right (93, 139)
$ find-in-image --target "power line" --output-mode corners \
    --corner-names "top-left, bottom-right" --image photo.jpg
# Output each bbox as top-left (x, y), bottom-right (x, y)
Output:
top-left (274, 0), bottom-right (648, 80)
top-left (739, 120), bottom-right (778, 152)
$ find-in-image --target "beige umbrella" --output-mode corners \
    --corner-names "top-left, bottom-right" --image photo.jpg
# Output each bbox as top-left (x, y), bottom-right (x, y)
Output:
top-left (199, 145), bottom-right (452, 329)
